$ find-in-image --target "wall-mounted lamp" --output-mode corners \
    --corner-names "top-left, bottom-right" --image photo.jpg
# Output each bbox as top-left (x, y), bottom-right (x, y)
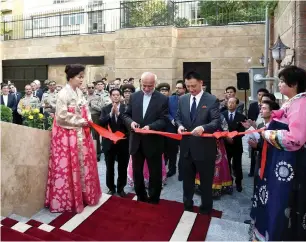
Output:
top-left (271, 35), bottom-right (295, 69)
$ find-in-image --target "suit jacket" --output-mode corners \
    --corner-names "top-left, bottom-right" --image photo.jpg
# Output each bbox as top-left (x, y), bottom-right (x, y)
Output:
top-left (223, 110), bottom-right (247, 152)
top-left (248, 102), bottom-right (260, 121)
top-left (100, 103), bottom-right (129, 152)
top-left (0, 94), bottom-right (17, 111)
top-left (220, 102), bottom-right (244, 114)
top-left (176, 92), bottom-right (221, 161)
top-left (167, 95), bottom-right (179, 133)
top-left (34, 89), bottom-right (43, 101)
top-left (10, 92), bottom-right (22, 103)
top-left (122, 90), bottom-right (169, 157)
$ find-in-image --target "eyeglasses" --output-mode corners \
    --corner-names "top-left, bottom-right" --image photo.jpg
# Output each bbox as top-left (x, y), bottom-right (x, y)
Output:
top-left (88, 87), bottom-right (95, 89)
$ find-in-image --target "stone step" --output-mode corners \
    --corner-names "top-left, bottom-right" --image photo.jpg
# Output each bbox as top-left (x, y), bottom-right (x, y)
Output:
top-left (206, 217), bottom-right (250, 241)
top-left (8, 214), bottom-right (30, 223)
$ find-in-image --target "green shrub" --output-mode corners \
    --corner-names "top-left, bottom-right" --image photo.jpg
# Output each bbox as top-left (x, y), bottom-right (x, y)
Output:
top-left (0, 105), bottom-right (13, 123)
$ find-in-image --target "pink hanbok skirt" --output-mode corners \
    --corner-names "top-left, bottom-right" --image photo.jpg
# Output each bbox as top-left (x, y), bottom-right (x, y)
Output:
top-left (45, 109), bottom-right (101, 213)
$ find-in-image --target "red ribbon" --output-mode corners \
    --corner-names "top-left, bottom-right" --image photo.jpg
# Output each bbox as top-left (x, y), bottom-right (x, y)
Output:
top-left (90, 121), bottom-right (264, 143)
top-left (134, 128), bottom-right (264, 140)
top-left (89, 121), bottom-right (125, 144)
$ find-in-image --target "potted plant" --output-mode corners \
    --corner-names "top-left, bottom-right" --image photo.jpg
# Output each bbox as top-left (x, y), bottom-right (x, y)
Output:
top-left (22, 108), bottom-right (45, 130)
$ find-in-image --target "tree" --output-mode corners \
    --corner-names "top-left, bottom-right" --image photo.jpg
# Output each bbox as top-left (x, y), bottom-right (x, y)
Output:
top-left (198, 0), bottom-right (278, 26)
top-left (0, 12), bottom-right (4, 35)
top-left (122, 0), bottom-right (175, 28)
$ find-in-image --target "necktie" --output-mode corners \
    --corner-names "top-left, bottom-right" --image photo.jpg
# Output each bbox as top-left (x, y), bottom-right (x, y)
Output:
top-left (190, 97), bottom-right (197, 121)
top-left (229, 113), bottom-right (233, 122)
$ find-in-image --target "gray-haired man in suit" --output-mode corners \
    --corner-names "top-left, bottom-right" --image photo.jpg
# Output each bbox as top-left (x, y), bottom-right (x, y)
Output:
top-left (176, 71), bottom-right (220, 214)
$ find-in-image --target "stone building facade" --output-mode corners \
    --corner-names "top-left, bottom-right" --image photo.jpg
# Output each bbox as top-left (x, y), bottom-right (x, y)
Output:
top-left (270, 0), bottom-right (306, 73)
top-left (1, 24), bottom-right (265, 98)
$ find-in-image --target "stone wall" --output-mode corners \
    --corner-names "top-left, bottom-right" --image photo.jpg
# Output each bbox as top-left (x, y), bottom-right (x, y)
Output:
top-left (1, 25), bottom-right (265, 96)
top-left (1, 122), bottom-right (50, 217)
top-left (273, 0), bottom-right (306, 71)
top-left (176, 25), bottom-right (264, 96)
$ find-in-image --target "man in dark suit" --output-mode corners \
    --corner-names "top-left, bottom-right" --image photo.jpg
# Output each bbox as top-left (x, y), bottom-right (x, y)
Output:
top-left (8, 83), bottom-right (22, 124)
top-left (167, 80), bottom-right (187, 179)
top-left (156, 82), bottom-right (181, 179)
top-left (100, 88), bottom-right (129, 197)
top-left (122, 72), bottom-right (168, 204)
top-left (176, 71), bottom-right (220, 214)
top-left (247, 88), bottom-right (269, 177)
top-left (248, 88), bottom-right (269, 121)
top-left (1, 84), bottom-right (17, 112)
top-left (223, 97), bottom-right (247, 192)
top-left (31, 81), bottom-right (44, 101)
top-left (220, 86), bottom-right (244, 113)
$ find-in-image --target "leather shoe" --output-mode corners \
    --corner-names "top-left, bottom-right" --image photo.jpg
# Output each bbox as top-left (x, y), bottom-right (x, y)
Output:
top-left (199, 205), bottom-right (212, 215)
top-left (244, 219), bottom-right (251, 224)
top-left (107, 189), bottom-right (116, 195)
top-left (184, 206), bottom-right (193, 212)
top-left (236, 185), bottom-right (243, 192)
top-left (167, 171), bottom-right (176, 178)
top-left (118, 190), bottom-right (127, 198)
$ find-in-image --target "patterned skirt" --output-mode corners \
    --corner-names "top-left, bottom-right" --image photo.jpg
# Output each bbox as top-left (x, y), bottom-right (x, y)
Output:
top-left (45, 118), bottom-right (101, 213)
top-left (195, 139), bottom-right (233, 198)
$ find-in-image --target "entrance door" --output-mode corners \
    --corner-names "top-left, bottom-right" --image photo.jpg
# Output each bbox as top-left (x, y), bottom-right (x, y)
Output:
top-left (3, 66), bottom-right (48, 92)
top-left (183, 62), bottom-right (211, 93)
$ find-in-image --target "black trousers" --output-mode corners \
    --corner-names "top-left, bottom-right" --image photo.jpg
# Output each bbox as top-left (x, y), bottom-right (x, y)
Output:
top-left (164, 138), bottom-right (179, 173)
top-left (183, 149), bottom-right (215, 212)
top-left (13, 111), bottom-right (22, 125)
top-left (132, 144), bottom-right (162, 203)
top-left (226, 146), bottom-right (243, 185)
top-left (91, 114), bottom-right (101, 155)
top-left (250, 148), bottom-right (257, 175)
top-left (104, 143), bottom-right (129, 192)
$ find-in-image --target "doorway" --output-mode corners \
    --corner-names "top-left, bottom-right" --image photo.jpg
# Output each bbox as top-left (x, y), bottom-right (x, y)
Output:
top-left (3, 66), bottom-right (48, 93)
top-left (183, 62), bottom-right (211, 93)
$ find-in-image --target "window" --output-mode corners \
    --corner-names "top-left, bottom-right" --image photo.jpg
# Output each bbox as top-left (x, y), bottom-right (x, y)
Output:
top-left (32, 18), bottom-right (49, 29)
top-left (62, 13), bottom-right (84, 26)
top-left (3, 14), bottom-right (12, 22)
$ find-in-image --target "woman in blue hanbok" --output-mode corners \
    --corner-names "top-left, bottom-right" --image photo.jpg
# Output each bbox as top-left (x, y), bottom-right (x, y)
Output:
top-left (249, 66), bottom-right (306, 241)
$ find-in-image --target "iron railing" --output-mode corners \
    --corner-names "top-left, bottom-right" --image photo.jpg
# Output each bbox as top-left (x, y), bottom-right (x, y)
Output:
top-left (1, 0), bottom-right (266, 41)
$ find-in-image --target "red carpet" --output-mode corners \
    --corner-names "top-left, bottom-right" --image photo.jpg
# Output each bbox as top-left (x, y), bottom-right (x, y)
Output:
top-left (1, 194), bottom-right (222, 241)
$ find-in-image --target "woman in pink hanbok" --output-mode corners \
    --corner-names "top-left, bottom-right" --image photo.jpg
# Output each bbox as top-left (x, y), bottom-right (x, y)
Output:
top-left (195, 114), bottom-right (233, 198)
top-left (127, 155), bottom-right (167, 188)
top-left (45, 64), bottom-right (101, 213)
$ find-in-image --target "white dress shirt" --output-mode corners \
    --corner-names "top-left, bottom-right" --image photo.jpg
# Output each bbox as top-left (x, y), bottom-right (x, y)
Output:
top-left (2, 95), bottom-right (8, 106)
top-left (190, 90), bottom-right (203, 110)
top-left (110, 103), bottom-right (120, 122)
top-left (228, 110), bottom-right (236, 121)
top-left (143, 92), bottom-right (152, 118)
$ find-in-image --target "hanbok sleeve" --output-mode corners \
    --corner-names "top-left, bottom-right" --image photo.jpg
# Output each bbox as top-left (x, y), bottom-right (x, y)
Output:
top-left (263, 98), bottom-right (306, 151)
top-left (55, 92), bottom-right (86, 128)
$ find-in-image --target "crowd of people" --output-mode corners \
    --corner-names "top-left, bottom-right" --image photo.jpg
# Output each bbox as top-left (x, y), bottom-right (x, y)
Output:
top-left (1, 64), bottom-right (305, 241)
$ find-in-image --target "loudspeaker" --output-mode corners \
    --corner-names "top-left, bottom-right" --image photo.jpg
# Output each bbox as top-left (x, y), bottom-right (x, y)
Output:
top-left (237, 72), bottom-right (250, 90)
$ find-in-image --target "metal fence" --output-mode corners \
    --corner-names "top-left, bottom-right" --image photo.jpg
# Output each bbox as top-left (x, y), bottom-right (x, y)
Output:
top-left (1, 0), bottom-right (266, 41)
